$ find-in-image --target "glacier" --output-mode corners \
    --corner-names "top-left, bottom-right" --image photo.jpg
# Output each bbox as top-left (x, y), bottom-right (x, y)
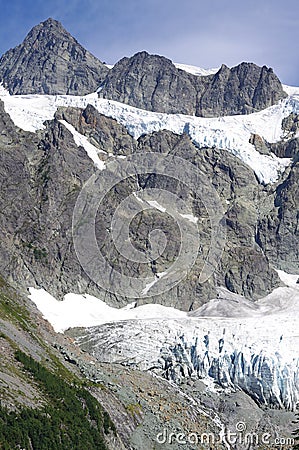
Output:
top-left (1, 83), bottom-right (299, 183)
top-left (29, 271), bottom-right (299, 411)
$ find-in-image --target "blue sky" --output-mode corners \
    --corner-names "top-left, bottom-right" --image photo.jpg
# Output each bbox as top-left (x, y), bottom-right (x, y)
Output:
top-left (0, 0), bottom-right (298, 85)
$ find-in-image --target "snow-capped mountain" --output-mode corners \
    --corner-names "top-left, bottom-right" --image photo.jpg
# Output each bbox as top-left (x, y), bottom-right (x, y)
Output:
top-left (0, 18), bottom-right (298, 448)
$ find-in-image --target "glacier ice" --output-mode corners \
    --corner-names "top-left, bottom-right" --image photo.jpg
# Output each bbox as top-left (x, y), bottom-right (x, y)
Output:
top-left (29, 277), bottom-right (299, 411)
top-left (1, 84), bottom-right (299, 183)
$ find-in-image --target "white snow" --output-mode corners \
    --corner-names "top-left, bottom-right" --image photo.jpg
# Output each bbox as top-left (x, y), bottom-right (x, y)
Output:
top-left (141, 278), bottom-right (160, 296)
top-left (74, 295), bottom-right (298, 409)
top-left (28, 270), bottom-right (299, 408)
top-left (283, 84), bottom-right (299, 96)
top-left (1, 85), bottom-right (299, 183)
top-left (276, 269), bottom-right (299, 287)
top-left (179, 213), bottom-right (198, 224)
top-left (0, 83), bottom-right (10, 96)
top-left (59, 120), bottom-right (106, 170)
top-left (1, 94), bottom-right (58, 131)
top-left (28, 287), bottom-right (187, 333)
top-left (147, 200), bottom-right (166, 213)
top-left (174, 63), bottom-right (220, 77)
top-left (28, 268), bottom-right (299, 336)
top-left (141, 271), bottom-right (168, 296)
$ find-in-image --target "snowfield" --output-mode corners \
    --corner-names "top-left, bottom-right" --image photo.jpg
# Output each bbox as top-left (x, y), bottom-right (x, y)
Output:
top-left (1, 83), bottom-right (299, 184)
top-left (174, 63), bottom-right (220, 76)
top-left (28, 270), bottom-right (299, 333)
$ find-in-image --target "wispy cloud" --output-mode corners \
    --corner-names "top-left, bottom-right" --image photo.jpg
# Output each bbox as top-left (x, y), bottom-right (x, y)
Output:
top-left (0, 0), bottom-right (298, 85)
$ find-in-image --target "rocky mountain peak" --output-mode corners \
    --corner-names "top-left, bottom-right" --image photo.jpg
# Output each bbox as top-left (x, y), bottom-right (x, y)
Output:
top-left (0, 18), bottom-right (109, 95)
top-left (99, 51), bottom-right (287, 117)
top-left (26, 17), bottom-right (68, 36)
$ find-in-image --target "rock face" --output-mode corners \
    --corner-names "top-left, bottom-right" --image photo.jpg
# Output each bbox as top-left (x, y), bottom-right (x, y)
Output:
top-left (99, 51), bottom-right (287, 116)
top-left (0, 18), bottom-right (109, 95)
top-left (2, 89), bottom-right (299, 312)
top-left (0, 21), bottom-right (287, 115)
top-left (0, 99), bottom-right (283, 309)
top-left (257, 162), bottom-right (299, 273)
top-left (0, 100), bottom-right (99, 299)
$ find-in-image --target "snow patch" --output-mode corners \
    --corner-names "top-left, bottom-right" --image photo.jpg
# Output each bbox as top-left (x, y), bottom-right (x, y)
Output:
top-left (180, 213), bottom-right (198, 224)
top-left (0, 83), bottom-right (10, 96)
top-left (28, 287), bottom-right (187, 333)
top-left (141, 271), bottom-right (168, 296)
top-left (282, 84), bottom-right (299, 96)
top-left (276, 269), bottom-right (299, 288)
top-left (59, 120), bottom-right (106, 170)
top-left (147, 200), bottom-right (166, 213)
top-left (174, 63), bottom-right (220, 77)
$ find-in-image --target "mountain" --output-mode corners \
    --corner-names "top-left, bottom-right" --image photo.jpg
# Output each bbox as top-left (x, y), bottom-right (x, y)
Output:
top-left (0, 22), bottom-right (286, 114)
top-left (99, 51), bottom-right (287, 116)
top-left (0, 97), bottom-right (286, 308)
top-left (0, 18), bottom-right (109, 95)
top-left (0, 18), bottom-right (298, 449)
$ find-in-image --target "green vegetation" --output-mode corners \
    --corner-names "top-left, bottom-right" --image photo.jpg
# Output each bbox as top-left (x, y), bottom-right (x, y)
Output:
top-left (33, 247), bottom-right (47, 261)
top-left (126, 402), bottom-right (142, 418)
top-left (0, 278), bottom-right (35, 333)
top-left (22, 241), bottom-right (48, 261)
top-left (0, 350), bottom-right (115, 449)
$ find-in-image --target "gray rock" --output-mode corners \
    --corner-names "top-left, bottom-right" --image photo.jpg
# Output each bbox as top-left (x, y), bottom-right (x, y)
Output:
top-left (0, 99), bottom-right (282, 310)
top-left (257, 161), bottom-right (299, 273)
top-left (0, 18), bottom-right (109, 95)
top-left (271, 137), bottom-right (299, 160)
top-left (249, 133), bottom-right (271, 155)
top-left (99, 51), bottom-right (287, 117)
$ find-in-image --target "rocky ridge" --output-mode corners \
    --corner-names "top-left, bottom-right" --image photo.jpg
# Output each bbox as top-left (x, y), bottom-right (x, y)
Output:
top-left (0, 19), bottom-right (287, 117)
top-left (0, 99), bottom-right (292, 310)
top-left (99, 51), bottom-right (287, 116)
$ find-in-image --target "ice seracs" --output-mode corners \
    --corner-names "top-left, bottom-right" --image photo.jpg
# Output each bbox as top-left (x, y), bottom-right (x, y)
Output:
top-left (28, 270), bottom-right (299, 410)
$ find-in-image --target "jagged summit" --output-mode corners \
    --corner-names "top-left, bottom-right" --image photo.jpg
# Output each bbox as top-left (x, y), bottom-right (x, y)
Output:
top-left (28, 17), bottom-right (67, 33)
top-left (0, 18), bottom-right (287, 115)
top-left (99, 51), bottom-right (287, 116)
top-left (0, 18), bottom-right (109, 95)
